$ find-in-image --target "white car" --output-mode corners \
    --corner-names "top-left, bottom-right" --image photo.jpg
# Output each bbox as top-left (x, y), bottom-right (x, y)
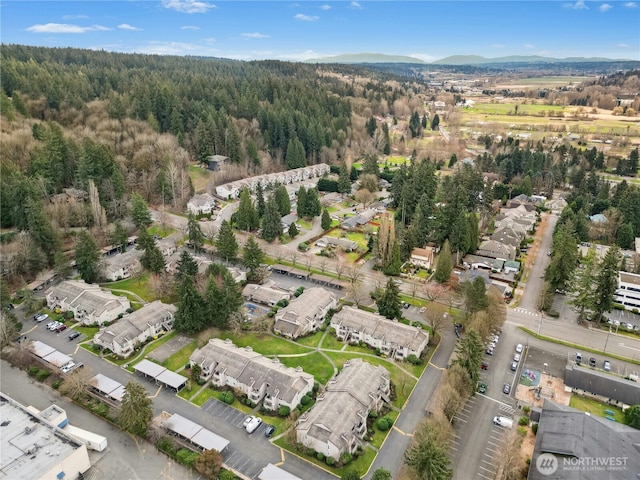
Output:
top-left (513, 353), bottom-right (521, 362)
top-left (243, 415), bottom-right (255, 428)
top-left (61, 362), bottom-right (76, 374)
top-left (419, 307), bottom-right (426, 314)
top-left (515, 344), bottom-right (523, 354)
top-left (246, 416), bottom-right (262, 434)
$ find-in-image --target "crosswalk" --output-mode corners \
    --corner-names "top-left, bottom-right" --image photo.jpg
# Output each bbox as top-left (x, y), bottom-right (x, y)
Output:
top-left (499, 404), bottom-right (516, 415)
top-left (514, 307), bottom-right (538, 316)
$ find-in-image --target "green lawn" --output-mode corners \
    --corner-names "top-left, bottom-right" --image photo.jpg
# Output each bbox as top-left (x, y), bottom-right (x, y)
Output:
top-left (188, 165), bottom-right (212, 193)
top-left (164, 341), bottom-right (198, 371)
top-left (73, 325), bottom-right (100, 340)
top-left (370, 410), bottom-right (399, 449)
top-left (148, 225), bottom-right (176, 238)
top-left (569, 395), bottom-right (627, 424)
top-left (326, 229), bottom-right (369, 249)
top-left (101, 274), bottom-right (156, 303)
top-left (384, 156), bottom-right (410, 166)
top-left (297, 219), bottom-right (313, 230)
top-left (296, 331), bottom-right (323, 348)
top-left (320, 333), bottom-right (345, 351)
top-left (327, 206), bottom-right (340, 213)
top-left (178, 384), bottom-right (195, 400)
top-left (277, 352), bottom-right (335, 385)
top-left (220, 332), bottom-right (312, 355)
top-left (192, 387), bottom-right (219, 407)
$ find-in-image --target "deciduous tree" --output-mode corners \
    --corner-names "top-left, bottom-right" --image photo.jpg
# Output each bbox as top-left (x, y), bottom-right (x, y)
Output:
top-left (194, 449), bottom-right (223, 479)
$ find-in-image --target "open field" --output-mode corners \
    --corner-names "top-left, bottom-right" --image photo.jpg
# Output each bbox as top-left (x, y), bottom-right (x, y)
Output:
top-left (101, 274), bottom-right (155, 303)
top-left (569, 394), bottom-right (628, 424)
top-left (493, 76), bottom-right (594, 89)
top-left (188, 165), bottom-right (212, 193)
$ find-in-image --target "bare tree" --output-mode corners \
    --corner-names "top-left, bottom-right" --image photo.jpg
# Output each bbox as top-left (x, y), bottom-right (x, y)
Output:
top-left (409, 280), bottom-right (419, 299)
top-left (158, 208), bottom-right (171, 232)
top-left (335, 260), bottom-right (346, 279)
top-left (494, 428), bottom-right (526, 480)
top-left (289, 252), bottom-right (299, 267)
top-left (149, 273), bottom-right (174, 299)
top-left (346, 264), bottom-right (364, 286)
top-left (62, 367), bottom-right (95, 401)
top-left (88, 179), bottom-right (107, 230)
top-left (425, 307), bottom-right (448, 341)
top-left (347, 283), bottom-right (369, 308)
top-left (167, 160), bottom-right (179, 209)
top-left (304, 255), bottom-right (312, 272)
top-left (437, 383), bottom-right (464, 423)
top-left (318, 257), bottom-right (328, 274)
top-left (203, 223), bottom-right (218, 243)
top-left (424, 282), bottom-right (448, 303)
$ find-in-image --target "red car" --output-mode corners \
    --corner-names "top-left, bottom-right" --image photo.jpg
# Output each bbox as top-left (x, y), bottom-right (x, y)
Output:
top-left (55, 324), bottom-right (68, 333)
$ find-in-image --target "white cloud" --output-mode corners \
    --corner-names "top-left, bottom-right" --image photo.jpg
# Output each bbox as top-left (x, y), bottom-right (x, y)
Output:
top-left (162, 0), bottom-right (215, 14)
top-left (118, 23), bottom-right (142, 31)
top-left (294, 13), bottom-right (319, 21)
top-left (624, 2), bottom-right (637, 7)
top-left (523, 43), bottom-right (534, 49)
top-left (408, 53), bottom-right (437, 62)
top-left (567, 1), bottom-right (588, 9)
top-left (181, 25), bottom-right (200, 30)
top-left (26, 23), bottom-right (111, 33)
top-left (599, 3), bottom-right (613, 11)
top-left (136, 41), bottom-right (217, 56)
top-left (241, 32), bottom-right (269, 39)
top-left (350, 1), bottom-right (363, 9)
top-left (618, 43), bottom-right (629, 47)
top-left (62, 14), bottom-right (88, 20)
top-left (320, 5), bottom-right (331, 10)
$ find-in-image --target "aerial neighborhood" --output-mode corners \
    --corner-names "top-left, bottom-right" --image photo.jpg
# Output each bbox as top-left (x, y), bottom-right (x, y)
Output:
top-left (2, 24), bottom-right (640, 480)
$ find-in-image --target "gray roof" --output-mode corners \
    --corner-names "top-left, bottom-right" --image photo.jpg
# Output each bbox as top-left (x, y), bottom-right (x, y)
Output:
top-left (155, 369), bottom-right (188, 390)
top-left (188, 193), bottom-right (216, 208)
top-left (529, 401), bottom-right (640, 480)
top-left (94, 301), bottom-right (176, 350)
top-left (190, 339), bottom-right (314, 404)
top-left (318, 237), bottom-right (358, 251)
top-left (274, 287), bottom-right (336, 337)
top-left (332, 306), bottom-right (429, 353)
top-left (564, 364), bottom-right (640, 406)
top-left (463, 254), bottom-right (505, 271)
top-left (259, 464), bottom-right (303, 480)
top-left (47, 280), bottom-right (130, 318)
top-left (242, 284), bottom-right (290, 305)
top-left (133, 358), bottom-right (166, 378)
top-left (89, 374), bottom-right (125, 401)
top-left (0, 393), bottom-right (90, 480)
top-left (102, 248), bottom-right (142, 272)
top-left (163, 413), bottom-right (230, 452)
top-left (28, 340), bottom-right (72, 368)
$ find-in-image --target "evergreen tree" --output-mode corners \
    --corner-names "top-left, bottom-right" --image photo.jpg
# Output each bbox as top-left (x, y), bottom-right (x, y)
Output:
top-left (297, 187), bottom-right (308, 217)
top-left (255, 183), bottom-right (266, 219)
top-left (434, 240), bottom-right (453, 283)
top-left (137, 229), bottom-right (165, 274)
top-left (377, 278), bottom-right (402, 320)
top-left (362, 155), bottom-right (380, 177)
top-left (25, 197), bottom-right (60, 264)
top-left (321, 208), bottom-right (331, 231)
top-left (365, 117), bottom-right (377, 137)
top-left (404, 420), bottom-right (453, 480)
top-left (382, 123), bottom-right (391, 155)
top-left (75, 230), bottom-right (101, 283)
top-left (119, 381), bottom-right (153, 437)
top-left (216, 220), bottom-right (238, 262)
top-left (431, 114), bottom-right (440, 130)
top-left (288, 222), bottom-right (299, 238)
top-left (274, 185), bottom-right (291, 217)
top-left (130, 193), bottom-right (153, 229)
top-left (338, 161), bottom-right (351, 194)
top-left (175, 250), bottom-right (198, 279)
top-left (594, 245), bottom-right (621, 322)
top-left (261, 195), bottom-right (283, 242)
top-left (110, 221), bottom-right (129, 253)
top-left (448, 153), bottom-right (457, 168)
top-left (545, 221), bottom-right (579, 291)
top-left (236, 188), bottom-right (259, 231)
top-left (217, 272), bottom-right (243, 328)
top-left (616, 223), bottom-right (635, 249)
top-left (53, 251), bottom-right (72, 280)
top-left (462, 277), bottom-right (489, 316)
top-left (569, 247), bottom-right (598, 318)
top-left (174, 275), bottom-right (206, 333)
top-left (383, 240), bottom-right (401, 275)
top-left (187, 213), bottom-right (206, 253)
top-left (243, 236), bottom-right (265, 279)
top-left (453, 328), bottom-right (484, 385)
top-left (305, 188), bottom-right (321, 217)
top-left (285, 137), bottom-right (306, 169)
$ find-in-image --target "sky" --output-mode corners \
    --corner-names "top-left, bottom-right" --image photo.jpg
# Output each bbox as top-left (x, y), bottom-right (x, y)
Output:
top-left (1, 1), bottom-right (639, 62)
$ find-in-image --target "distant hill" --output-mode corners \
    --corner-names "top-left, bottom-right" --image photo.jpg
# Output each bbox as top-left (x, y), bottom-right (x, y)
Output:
top-left (306, 53), bottom-right (425, 64)
top-left (433, 55), bottom-right (631, 65)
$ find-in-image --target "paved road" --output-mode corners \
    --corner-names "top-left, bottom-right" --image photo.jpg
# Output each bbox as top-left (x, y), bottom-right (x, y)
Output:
top-left (364, 323), bottom-right (458, 479)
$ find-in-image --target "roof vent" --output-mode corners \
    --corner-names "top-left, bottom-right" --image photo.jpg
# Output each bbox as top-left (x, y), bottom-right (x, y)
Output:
top-left (24, 426), bottom-right (34, 434)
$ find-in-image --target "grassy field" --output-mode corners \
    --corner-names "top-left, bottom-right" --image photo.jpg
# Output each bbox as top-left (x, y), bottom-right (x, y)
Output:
top-left (74, 325), bottom-right (100, 340)
top-left (297, 218), bottom-right (313, 230)
top-left (384, 156), bottom-right (410, 166)
top-left (101, 274), bottom-right (156, 303)
top-left (295, 331), bottom-right (324, 347)
top-left (220, 332), bottom-right (312, 355)
top-left (465, 103), bottom-right (569, 116)
top-left (192, 387), bottom-right (219, 407)
top-left (569, 395), bottom-right (627, 424)
top-left (188, 165), bottom-right (212, 193)
top-left (148, 225), bottom-right (176, 238)
top-left (499, 76), bottom-right (592, 86)
top-left (325, 229), bottom-right (369, 249)
top-left (164, 340), bottom-right (197, 371)
top-left (320, 332), bottom-right (345, 350)
top-left (277, 352), bottom-right (335, 385)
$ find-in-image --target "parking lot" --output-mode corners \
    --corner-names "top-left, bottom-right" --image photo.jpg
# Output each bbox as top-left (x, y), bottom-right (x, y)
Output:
top-left (201, 398), bottom-right (273, 479)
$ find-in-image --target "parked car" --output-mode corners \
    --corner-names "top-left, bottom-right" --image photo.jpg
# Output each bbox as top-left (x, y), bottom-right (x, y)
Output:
top-left (264, 425), bottom-right (276, 438)
top-left (603, 360), bottom-right (611, 371)
top-left (35, 313), bottom-right (49, 322)
top-left (55, 324), bottom-right (67, 333)
top-left (575, 352), bottom-right (583, 365)
top-left (68, 331), bottom-right (80, 341)
top-left (61, 362), bottom-right (76, 374)
top-left (477, 382), bottom-right (487, 394)
top-left (481, 361), bottom-right (489, 370)
top-left (513, 353), bottom-right (521, 362)
top-left (403, 303), bottom-right (410, 309)
top-left (503, 383), bottom-right (511, 394)
top-left (589, 357), bottom-right (596, 367)
top-left (486, 347), bottom-right (494, 356)
top-left (246, 416), bottom-right (262, 434)
top-left (419, 307), bottom-right (426, 314)
top-left (243, 415), bottom-right (255, 428)
top-left (510, 361), bottom-right (518, 371)
top-left (515, 344), bottom-right (523, 354)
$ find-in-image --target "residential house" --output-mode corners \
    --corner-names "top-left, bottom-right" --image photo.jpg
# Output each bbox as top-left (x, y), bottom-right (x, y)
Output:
top-left (157, 236), bottom-right (177, 257)
top-left (477, 240), bottom-right (516, 260)
top-left (215, 184), bottom-right (239, 200)
top-left (296, 359), bottom-right (390, 462)
top-left (615, 271), bottom-right (640, 311)
top-left (490, 229), bottom-right (522, 250)
top-left (330, 306), bottom-right (429, 361)
top-left (102, 248), bottom-right (142, 282)
top-left (316, 237), bottom-right (358, 252)
top-left (189, 338), bottom-right (314, 411)
top-left (493, 220), bottom-right (527, 240)
top-left (589, 213), bottom-right (608, 224)
top-left (274, 287), bottom-right (337, 339)
top-left (462, 254), bottom-right (505, 272)
top-left (281, 213), bottom-right (298, 230)
top-left (93, 301), bottom-right (176, 358)
top-left (46, 280), bottom-right (130, 325)
top-left (227, 266), bottom-right (248, 284)
top-left (410, 247), bottom-right (435, 270)
top-left (187, 193), bottom-right (217, 215)
top-left (242, 284), bottom-right (290, 307)
top-left (546, 197), bottom-right (568, 215)
top-left (206, 155), bottom-right (229, 171)
top-left (503, 260), bottom-right (521, 275)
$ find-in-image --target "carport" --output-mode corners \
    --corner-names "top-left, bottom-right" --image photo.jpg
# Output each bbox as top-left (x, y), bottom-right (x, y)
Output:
top-left (89, 373), bottom-right (126, 403)
top-left (133, 359), bottom-right (187, 392)
top-left (163, 413), bottom-right (230, 453)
